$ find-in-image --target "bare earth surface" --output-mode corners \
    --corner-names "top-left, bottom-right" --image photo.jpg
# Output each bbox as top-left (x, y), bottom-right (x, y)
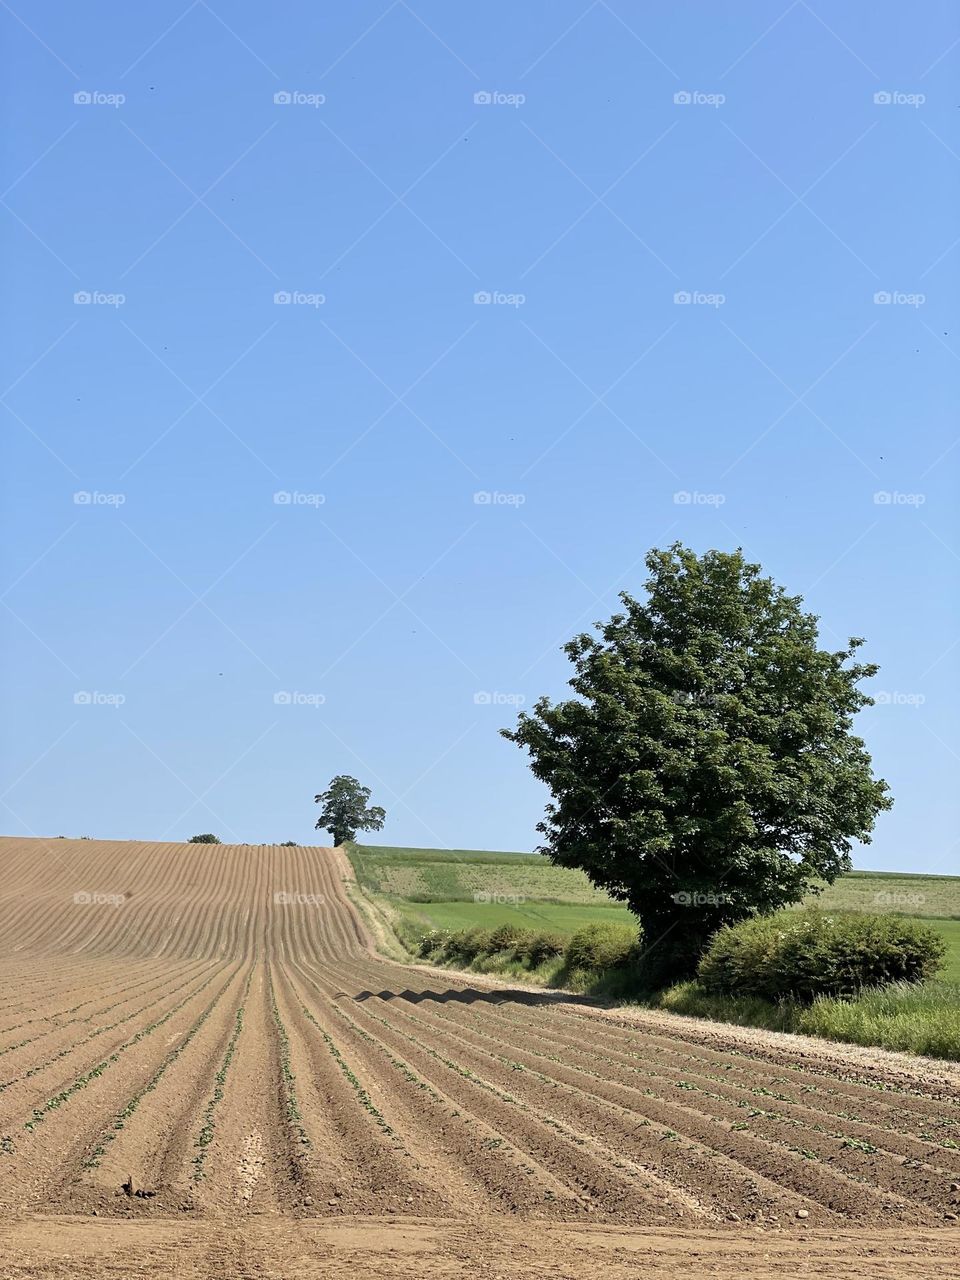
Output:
top-left (0, 836), bottom-right (957, 1278)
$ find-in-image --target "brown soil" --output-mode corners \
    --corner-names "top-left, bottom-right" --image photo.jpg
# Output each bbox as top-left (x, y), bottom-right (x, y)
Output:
top-left (0, 835), bottom-right (957, 1278)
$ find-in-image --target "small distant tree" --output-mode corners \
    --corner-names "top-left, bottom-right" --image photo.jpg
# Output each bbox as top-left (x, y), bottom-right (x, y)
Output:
top-left (188, 833), bottom-right (221, 844)
top-left (315, 776), bottom-right (386, 846)
top-left (280, 840), bottom-right (298, 847)
top-left (502, 544), bottom-right (892, 982)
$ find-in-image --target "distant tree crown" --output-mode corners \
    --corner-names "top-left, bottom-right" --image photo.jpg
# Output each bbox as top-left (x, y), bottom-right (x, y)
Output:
top-left (314, 775), bottom-right (386, 847)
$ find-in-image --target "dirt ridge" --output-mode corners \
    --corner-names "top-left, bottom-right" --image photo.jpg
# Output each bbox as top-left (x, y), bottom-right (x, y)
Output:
top-left (0, 835), bottom-right (957, 1277)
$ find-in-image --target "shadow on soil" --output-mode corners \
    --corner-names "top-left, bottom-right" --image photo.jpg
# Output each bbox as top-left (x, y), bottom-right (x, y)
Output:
top-left (348, 985), bottom-right (598, 1009)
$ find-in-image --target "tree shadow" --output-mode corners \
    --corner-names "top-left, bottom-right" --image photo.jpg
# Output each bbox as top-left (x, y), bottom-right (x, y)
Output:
top-left (348, 984), bottom-right (598, 1008)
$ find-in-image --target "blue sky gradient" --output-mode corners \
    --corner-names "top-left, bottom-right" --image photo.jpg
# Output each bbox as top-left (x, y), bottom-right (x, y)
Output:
top-left (2, 3), bottom-right (958, 871)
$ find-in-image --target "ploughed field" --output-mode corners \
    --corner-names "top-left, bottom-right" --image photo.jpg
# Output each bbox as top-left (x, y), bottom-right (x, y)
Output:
top-left (0, 837), bottom-right (958, 1279)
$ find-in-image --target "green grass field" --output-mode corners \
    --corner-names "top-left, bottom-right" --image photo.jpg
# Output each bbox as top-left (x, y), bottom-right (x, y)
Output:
top-left (395, 897), bottom-right (634, 936)
top-left (351, 845), bottom-right (612, 905)
top-left (928, 919), bottom-right (960, 981)
top-left (350, 843), bottom-right (960, 1058)
top-left (797, 869), bottom-right (960, 920)
top-left (349, 843), bottom-right (960, 977)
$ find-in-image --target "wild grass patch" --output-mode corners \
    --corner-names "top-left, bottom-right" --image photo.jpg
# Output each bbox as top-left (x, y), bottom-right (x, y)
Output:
top-left (657, 978), bottom-right (960, 1061)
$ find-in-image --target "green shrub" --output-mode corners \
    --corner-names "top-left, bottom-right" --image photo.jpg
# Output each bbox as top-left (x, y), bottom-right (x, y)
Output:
top-left (415, 921), bottom-right (645, 985)
top-left (416, 929), bottom-right (450, 958)
top-left (487, 923), bottom-right (530, 954)
top-left (413, 924), bottom-right (568, 977)
top-left (520, 930), bottom-right (566, 966)
top-left (698, 909), bottom-right (946, 1003)
top-left (564, 922), bottom-right (640, 972)
top-left (443, 927), bottom-right (494, 964)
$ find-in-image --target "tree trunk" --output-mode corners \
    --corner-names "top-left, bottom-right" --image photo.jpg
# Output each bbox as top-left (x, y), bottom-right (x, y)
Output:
top-left (634, 910), bottom-right (721, 986)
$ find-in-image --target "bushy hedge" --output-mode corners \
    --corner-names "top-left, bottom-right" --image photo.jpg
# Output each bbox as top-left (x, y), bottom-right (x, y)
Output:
top-left (698, 909), bottom-right (946, 1003)
top-left (562, 922), bottom-right (640, 972)
top-left (415, 920), bottom-right (634, 978)
top-left (445, 926), bottom-right (494, 965)
top-left (416, 924), bottom-right (566, 969)
top-left (522, 930), bottom-right (567, 966)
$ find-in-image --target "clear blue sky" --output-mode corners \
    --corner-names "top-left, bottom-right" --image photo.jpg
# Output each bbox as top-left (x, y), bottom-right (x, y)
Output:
top-left (2, 3), bottom-right (958, 872)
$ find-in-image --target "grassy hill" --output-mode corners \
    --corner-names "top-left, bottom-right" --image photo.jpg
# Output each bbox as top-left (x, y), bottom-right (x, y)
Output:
top-left (348, 844), bottom-right (960, 980)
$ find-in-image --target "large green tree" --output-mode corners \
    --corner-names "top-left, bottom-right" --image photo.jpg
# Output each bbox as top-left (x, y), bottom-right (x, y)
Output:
top-left (315, 775), bottom-right (386, 847)
top-left (502, 544), bottom-right (891, 981)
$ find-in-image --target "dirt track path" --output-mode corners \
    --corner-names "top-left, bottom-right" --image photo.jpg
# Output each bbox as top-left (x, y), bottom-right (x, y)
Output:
top-left (0, 836), bottom-right (957, 1278)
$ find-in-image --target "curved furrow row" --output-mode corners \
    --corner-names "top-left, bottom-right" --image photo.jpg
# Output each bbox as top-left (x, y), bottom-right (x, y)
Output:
top-left (0, 835), bottom-right (957, 1238)
top-left (309, 947), bottom-right (954, 1225)
top-left (0, 962), bottom-right (227, 1210)
top-left (306, 955), bottom-right (856, 1225)
top-left (0, 959), bottom-right (208, 1085)
top-left (0, 958), bottom-right (187, 1039)
top-left (288, 956), bottom-right (702, 1223)
top-left (0, 960), bottom-right (215, 1123)
top-left (420, 981), bottom-right (960, 1172)
top-left (39, 961), bottom-right (246, 1211)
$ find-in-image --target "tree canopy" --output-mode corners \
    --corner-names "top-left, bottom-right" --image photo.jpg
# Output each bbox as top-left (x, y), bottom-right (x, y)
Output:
top-left (502, 544), bottom-right (892, 980)
top-left (187, 833), bottom-right (221, 844)
top-left (314, 775), bottom-right (386, 847)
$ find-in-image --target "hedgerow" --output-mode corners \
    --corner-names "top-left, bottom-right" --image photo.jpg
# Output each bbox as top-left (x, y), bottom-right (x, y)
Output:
top-left (697, 909), bottom-right (946, 1002)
